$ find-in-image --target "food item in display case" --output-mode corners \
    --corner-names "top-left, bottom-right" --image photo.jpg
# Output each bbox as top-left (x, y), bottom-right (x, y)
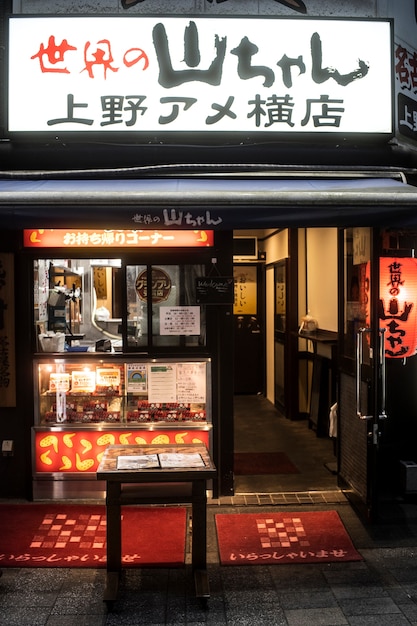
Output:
top-left (125, 400), bottom-right (206, 423)
top-left (106, 397), bottom-right (121, 423)
top-left (105, 412), bottom-right (120, 423)
top-left (96, 385), bottom-right (119, 395)
top-left (191, 407), bottom-right (207, 421)
top-left (127, 409), bottom-right (150, 423)
top-left (83, 400), bottom-right (108, 411)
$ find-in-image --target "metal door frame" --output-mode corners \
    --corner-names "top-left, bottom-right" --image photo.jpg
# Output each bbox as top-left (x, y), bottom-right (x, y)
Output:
top-left (338, 227), bottom-right (387, 522)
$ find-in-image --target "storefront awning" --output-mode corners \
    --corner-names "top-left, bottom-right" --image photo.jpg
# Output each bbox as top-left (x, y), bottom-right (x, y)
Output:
top-left (1, 176), bottom-right (417, 229)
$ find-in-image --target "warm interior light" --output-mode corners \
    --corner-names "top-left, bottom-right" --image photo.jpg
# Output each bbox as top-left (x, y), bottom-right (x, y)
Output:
top-left (379, 257), bottom-right (417, 359)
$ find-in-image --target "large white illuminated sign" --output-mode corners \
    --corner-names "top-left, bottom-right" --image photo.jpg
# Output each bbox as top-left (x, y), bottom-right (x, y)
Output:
top-left (8, 17), bottom-right (393, 135)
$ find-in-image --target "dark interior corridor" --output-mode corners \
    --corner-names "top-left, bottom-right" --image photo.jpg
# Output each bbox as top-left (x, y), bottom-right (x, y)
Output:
top-left (233, 394), bottom-right (339, 497)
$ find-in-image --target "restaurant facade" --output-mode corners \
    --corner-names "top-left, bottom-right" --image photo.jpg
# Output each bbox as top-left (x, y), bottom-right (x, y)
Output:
top-left (2, 0), bottom-right (417, 522)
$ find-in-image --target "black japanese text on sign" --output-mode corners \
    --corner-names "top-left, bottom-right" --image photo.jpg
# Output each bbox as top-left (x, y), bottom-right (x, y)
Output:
top-left (8, 17), bottom-right (392, 134)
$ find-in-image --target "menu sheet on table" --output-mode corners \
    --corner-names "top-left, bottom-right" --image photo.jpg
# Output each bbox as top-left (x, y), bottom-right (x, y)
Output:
top-left (116, 454), bottom-right (159, 470)
top-left (116, 452), bottom-right (205, 470)
top-left (158, 453), bottom-right (205, 468)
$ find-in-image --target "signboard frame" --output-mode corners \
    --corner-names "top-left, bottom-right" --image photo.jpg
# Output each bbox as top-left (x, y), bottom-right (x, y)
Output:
top-left (7, 16), bottom-right (394, 141)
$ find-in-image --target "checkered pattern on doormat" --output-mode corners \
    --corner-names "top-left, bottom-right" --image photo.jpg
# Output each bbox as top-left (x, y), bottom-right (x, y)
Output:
top-left (30, 512), bottom-right (107, 550)
top-left (256, 517), bottom-right (311, 549)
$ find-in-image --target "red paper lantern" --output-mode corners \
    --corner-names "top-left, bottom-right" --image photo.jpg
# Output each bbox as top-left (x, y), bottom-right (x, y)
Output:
top-left (363, 261), bottom-right (371, 325)
top-left (379, 257), bottom-right (417, 358)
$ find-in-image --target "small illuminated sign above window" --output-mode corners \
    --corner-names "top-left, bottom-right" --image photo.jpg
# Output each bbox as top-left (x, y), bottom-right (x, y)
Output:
top-left (8, 17), bottom-right (393, 136)
top-left (23, 229), bottom-right (214, 248)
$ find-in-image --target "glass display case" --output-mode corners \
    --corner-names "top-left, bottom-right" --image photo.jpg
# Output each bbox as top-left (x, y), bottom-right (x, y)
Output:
top-left (32, 356), bottom-right (212, 489)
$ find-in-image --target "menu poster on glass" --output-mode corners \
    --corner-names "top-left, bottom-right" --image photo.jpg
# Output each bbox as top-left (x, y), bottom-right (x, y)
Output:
top-left (71, 370), bottom-right (96, 393)
top-left (148, 364), bottom-right (177, 403)
top-left (49, 373), bottom-right (70, 393)
top-left (126, 363), bottom-right (147, 393)
top-left (177, 362), bottom-right (206, 404)
top-left (96, 368), bottom-right (120, 390)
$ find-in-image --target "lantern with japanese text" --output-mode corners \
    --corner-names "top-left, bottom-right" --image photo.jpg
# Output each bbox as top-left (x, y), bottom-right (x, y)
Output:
top-left (379, 257), bottom-right (417, 359)
top-left (362, 261), bottom-right (371, 326)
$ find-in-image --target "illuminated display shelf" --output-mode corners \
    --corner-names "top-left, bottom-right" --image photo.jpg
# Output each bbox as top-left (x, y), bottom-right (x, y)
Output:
top-left (33, 356), bottom-right (212, 475)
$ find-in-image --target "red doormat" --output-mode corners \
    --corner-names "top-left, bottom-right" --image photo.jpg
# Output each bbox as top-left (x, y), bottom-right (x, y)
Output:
top-left (234, 452), bottom-right (299, 475)
top-left (215, 510), bottom-right (362, 565)
top-left (0, 504), bottom-right (186, 568)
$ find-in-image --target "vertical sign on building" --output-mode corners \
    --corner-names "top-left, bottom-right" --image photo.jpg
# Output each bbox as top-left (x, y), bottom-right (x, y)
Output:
top-left (234, 266), bottom-right (257, 315)
top-left (0, 254), bottom-right (16, 407)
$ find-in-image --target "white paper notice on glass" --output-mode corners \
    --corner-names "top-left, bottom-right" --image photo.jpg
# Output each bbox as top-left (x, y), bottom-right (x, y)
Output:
top-left (176, 362), bottom-right (206, 404)
top-left (117, 455), bottom-right (160, 470)
top-left (159, 306), bottom-right (200, 336)
top-left (148, 363), bottom-right (177, 403)
top-left (158, 453), bottom-right (205, 468)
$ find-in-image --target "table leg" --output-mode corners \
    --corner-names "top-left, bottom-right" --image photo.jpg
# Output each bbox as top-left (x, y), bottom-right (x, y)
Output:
top-left (191, 479), bottom-right (210, 600)
top-left (104, 481), bottom-right (122, 609)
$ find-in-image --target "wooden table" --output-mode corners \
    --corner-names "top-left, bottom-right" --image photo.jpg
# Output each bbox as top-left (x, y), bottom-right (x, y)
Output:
top-left (97, 444), bottom-right (216, 609)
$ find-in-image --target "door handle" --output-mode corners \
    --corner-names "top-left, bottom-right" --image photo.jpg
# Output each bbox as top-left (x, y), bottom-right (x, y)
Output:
top-left (356, 328), bottom-right (372, 420)
top-left (356, 327), bottom-right (389, 422)
top-left (379, 327), bottom-right (388, 421)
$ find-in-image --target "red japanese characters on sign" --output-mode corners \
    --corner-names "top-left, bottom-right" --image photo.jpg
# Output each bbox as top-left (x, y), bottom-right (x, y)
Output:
top-left (30, 35), bottom-right (149, 78)
top-left (379, 257), bottom-right (417, 359)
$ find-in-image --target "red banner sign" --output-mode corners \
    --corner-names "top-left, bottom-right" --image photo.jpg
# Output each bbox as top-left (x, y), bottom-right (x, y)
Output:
top-left (24, 229), bottom-right (213, 248)
top-left (34, 428), bottom-right (210, 473)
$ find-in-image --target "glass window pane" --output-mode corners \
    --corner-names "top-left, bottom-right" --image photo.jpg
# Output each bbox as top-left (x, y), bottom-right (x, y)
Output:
top-left (126, 264), bottom-right (147, 348)
top-left (343, 228), bottom-right (371, 360)
top-left (152, 265), bottom-right (206, 348)
top-left (126, 264), bottom-right (206, 349)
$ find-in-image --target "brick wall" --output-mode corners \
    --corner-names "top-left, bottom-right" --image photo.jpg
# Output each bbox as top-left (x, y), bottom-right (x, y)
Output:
top-left (339, 371), bottom-right (368, 502)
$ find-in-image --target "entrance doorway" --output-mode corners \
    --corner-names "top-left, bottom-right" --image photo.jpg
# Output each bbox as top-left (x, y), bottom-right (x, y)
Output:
top-left (233, 393), bottom-right (338, 497)
top-left (232, 226), bottom-right (417, 523)
top-left (233, 262), bottom-right (264, 394)
top-left (233, 228), bottom-right (339, 498)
